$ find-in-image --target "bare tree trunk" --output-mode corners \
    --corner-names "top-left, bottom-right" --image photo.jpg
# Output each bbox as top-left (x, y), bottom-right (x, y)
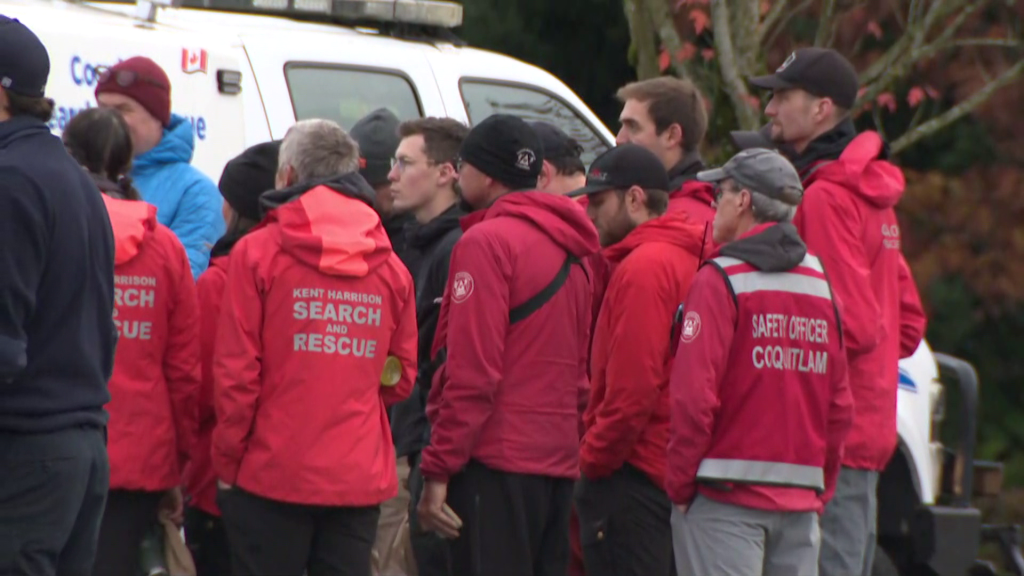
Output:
top-left (623, 0), bottom-right (661, 80)
top-left (709, 0), bottom-right (760, 129)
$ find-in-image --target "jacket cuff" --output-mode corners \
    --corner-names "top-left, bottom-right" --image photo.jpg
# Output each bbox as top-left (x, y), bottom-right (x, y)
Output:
top-left (418, 449), bottom-right (451, 484)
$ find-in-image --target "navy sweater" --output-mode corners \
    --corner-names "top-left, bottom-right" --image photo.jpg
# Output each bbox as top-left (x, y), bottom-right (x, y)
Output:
top-left (0, 116), bottom-right (116, 432)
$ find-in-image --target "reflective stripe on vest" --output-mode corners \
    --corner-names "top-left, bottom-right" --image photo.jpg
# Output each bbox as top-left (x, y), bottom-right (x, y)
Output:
top-left (712, 255), bottom-right (830, 300)
top-left (696, 458), bottom-right (825, 492)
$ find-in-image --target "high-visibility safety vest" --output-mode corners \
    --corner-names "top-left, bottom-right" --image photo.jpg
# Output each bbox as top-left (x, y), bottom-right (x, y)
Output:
top-left (694, 253), bottom-right (843, 493)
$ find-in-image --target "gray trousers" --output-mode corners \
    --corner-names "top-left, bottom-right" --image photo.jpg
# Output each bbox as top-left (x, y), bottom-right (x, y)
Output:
top-left (819, 467), bottom-right (879, 576)
top-left (671, 495), bottom-right (820, 576)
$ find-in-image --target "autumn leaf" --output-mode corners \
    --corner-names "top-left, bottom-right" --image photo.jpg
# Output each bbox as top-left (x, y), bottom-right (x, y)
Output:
top-left (701, 48), bottom-right (716, 61)
top-left (760, 0), bottom-right (770, 16)
top-left (690, 9), bottom-right (710, 34)
top-left (659, 49), bottom-right (671, 73)
top-left (907, 86), bottom-right (926, 107)
top-left (876, 92), bottom-right (897, 113)
top-left (924, 85), bottom-right (940, 99)
top-left (676, 42), bottom-right (698, 62)
top-left (866, 20), bottom-right (883, 40)
top-left (743, 94), bottom-right (761, 109)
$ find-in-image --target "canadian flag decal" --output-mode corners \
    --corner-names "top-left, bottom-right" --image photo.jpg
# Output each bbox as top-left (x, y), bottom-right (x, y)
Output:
top-left (182, 48), bottom-right (209, 74)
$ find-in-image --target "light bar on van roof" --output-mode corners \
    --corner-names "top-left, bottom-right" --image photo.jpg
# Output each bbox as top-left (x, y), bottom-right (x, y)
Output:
top-left (249, 0), bottom-right (463, 28)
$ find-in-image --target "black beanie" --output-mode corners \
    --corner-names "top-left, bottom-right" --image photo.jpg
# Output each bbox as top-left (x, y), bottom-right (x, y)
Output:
top-left (460, 114), bottom-right (543, 190)
top-left (218, 140), bottom-right (281, 222)
top-left (350, 108), bottom-right (401, 187)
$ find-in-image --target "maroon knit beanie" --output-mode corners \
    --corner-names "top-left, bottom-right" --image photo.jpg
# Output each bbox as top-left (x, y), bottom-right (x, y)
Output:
top-left (95, 56), bottom-right (172, 127)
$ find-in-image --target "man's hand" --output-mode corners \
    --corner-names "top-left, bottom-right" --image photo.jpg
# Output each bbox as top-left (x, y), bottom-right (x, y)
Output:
top-left (417, 479), bottom-right (461, 539)
top-left (218, 480), bottom-right (233, 491)
top-left (160, 487), bottom-right (185, 527)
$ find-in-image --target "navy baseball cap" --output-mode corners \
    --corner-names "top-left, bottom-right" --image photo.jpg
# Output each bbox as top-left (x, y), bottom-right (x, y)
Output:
top-left (0, 16), bottom-right (50, 98)
top-left (568, 143), bottom-right (669, 197)
top-left (749, 48), bottom-right (858, 109)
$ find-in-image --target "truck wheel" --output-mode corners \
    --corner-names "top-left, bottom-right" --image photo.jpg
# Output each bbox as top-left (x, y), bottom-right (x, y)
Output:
top-left (871, 548), bottom-right (902, 576)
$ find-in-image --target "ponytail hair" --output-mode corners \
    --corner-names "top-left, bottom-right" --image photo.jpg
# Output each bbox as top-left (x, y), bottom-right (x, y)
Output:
top-left (63, 108), bottom-right (142, 201)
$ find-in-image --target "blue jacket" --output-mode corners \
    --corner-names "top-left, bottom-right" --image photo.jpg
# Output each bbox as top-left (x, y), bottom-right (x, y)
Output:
top-left (132, 115), bottom-right (225, 280)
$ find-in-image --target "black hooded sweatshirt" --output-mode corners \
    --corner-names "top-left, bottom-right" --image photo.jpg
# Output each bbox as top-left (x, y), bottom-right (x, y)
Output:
top-left (0, 117), bottom-right (117, 432)
top-left (389, 203), bottom-right (464, 458)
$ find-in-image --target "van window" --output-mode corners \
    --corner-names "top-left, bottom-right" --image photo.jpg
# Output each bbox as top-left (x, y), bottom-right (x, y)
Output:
top-left (460, 80), bottom-right (610, 166)
top-left (285, 64), bottom-right (422, 130)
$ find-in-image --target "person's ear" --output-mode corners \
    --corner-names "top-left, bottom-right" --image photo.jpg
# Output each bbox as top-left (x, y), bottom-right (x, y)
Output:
top-left (625, 185), bottom-right (646, 213)
top-left (537, 160), bottom-right (554, 190)
top-left (663, 123), bottom-right (684, 149)
top-left (437, 161), bottom-right (457, 188)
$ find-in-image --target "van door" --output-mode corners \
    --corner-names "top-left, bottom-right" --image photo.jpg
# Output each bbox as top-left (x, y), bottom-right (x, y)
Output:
top-left (241, 29), bottom-right (445, 138)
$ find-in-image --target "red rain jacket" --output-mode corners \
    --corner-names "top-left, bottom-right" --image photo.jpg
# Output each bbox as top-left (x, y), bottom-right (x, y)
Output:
top-left (581, 212), bottom-right (704, 488)
top-left (212, 176), bottom-right (417, 506)
top-left (185, 254), bottom-right (228, 516)
top-left (103, 194), bottom-right (200, 492)
top-left (421, 192), bottom-right (599, 482)
top-left (793, 131), bottom-right (908, 471)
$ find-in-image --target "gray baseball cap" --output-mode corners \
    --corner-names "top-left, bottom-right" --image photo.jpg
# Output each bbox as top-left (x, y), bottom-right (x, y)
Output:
top-left (696, 148), bottom-right (804, 205)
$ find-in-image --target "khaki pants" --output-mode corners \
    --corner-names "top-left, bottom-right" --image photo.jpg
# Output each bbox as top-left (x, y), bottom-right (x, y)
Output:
top-left (372, 456), bottom-right (417, 576)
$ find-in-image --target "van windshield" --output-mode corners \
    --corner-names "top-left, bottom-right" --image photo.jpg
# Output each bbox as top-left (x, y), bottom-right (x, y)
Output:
top-left (286, 64), bottom-right (422, 130)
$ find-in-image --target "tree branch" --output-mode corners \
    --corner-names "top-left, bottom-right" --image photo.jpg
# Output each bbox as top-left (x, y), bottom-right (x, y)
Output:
top-left (890, 58), bottom-right (1024, 154)
top-left (857, 1), bottom-right (983, 109)
top-left (814, 0), bottom-right (837, 47)
top-left (643, 0), bottom-right (687, 78)
top-left (758, 0), bottom-right (792, 45)
top-left (763, 0), bottom-right (815, 51)
top-left (709, 0), bottom-right (759, 129)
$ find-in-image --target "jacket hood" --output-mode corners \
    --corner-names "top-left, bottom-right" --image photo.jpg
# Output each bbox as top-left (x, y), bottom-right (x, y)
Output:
top-left (407, 203), bottom-right (464, 250)
top-left (474, 191), bottom-right (600, 258)
top-left (718, 222), bottom-right (806, 272)
top-left (133, 115), bottom-right (195, 170)
top-left (670, 179), bottom-right (715, 207)
top-left (809, 131), bottom-right (905, 209)
top-left (263, 173), bottom-right (391, 277)
top-left (603, 211), bottom-right (706, 264)
top-left (101, 194), bottom-right (157, 265)
top-left (667, 151), bottom-right (706, 191)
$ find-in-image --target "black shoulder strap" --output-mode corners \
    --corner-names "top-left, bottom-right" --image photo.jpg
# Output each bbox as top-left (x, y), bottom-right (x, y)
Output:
top-left (509, 254), bottom-right (582, 325)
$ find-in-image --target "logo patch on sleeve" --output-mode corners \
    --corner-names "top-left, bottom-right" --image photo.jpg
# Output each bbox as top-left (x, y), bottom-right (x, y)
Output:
top-left (452, 272), bottom-right (475, 304)
top-left (681, 311), bottom-right (702, 343)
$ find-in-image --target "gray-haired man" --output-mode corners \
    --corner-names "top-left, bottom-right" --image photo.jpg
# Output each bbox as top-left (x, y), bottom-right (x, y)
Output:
top-left (667, 148), bottom-right (854, 576)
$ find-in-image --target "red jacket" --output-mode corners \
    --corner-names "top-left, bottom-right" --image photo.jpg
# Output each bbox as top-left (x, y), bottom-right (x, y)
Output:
top-left (898, 255), bottom-right (927, 358)
top-left (669, 180), bottom-right (715, 234)
top-left (421, 192), bottom-right (599, 482)
top-left (794, 131), bottom-right (907, 471)
top-left (212, 177), bottom-right (417, 506)
top-left (581, 212), bottom-right (704, 488)
top-left (667, 223), bottom-right (853, 513)
top-left (103, 195), bottom-right (200, 492)
top-left (184, 254), bottom-right (228, 516)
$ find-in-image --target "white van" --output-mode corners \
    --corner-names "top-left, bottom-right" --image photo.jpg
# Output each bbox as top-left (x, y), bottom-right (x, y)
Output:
top-left (8, 0), bottom-right (614, 181)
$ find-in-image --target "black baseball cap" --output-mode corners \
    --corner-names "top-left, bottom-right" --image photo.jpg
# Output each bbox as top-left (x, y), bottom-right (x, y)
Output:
top-left (697, 148), bottom-right (804, 206)
top-left (530, 122), bottom-right (583, 161)
top-left (749, 48), bottom-right (858, 109)
top-left (0, 16), bottom-right (50, 98)
top-left (568, 143), bottom-right (669, 197)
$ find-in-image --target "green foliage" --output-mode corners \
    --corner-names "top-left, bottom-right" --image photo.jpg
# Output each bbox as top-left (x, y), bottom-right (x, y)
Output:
top-left (926, 277), bottom-right (1024, 486)
top-left (457, 0), bottom-right (633, 129)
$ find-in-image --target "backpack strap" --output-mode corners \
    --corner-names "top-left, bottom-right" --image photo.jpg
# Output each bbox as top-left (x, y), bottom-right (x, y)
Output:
top-left (509, 254), bottom-right (582, 325)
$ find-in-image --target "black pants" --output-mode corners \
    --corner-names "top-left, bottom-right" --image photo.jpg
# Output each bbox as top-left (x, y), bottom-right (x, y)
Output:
top-left (218, 487), bottom-right (380, 576)
top-left (0, 426), bottom-right (109, 576)
top-left (446, 460), bottom-right (573, 576)
top-left (407, 452), bottom-right (452, 576)
top-left (184, 507), bottom-right (231, 576)
top-left (574, 464), bottom-right (674, 576)
top-left (91, 490), bottom-right (163, 576)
